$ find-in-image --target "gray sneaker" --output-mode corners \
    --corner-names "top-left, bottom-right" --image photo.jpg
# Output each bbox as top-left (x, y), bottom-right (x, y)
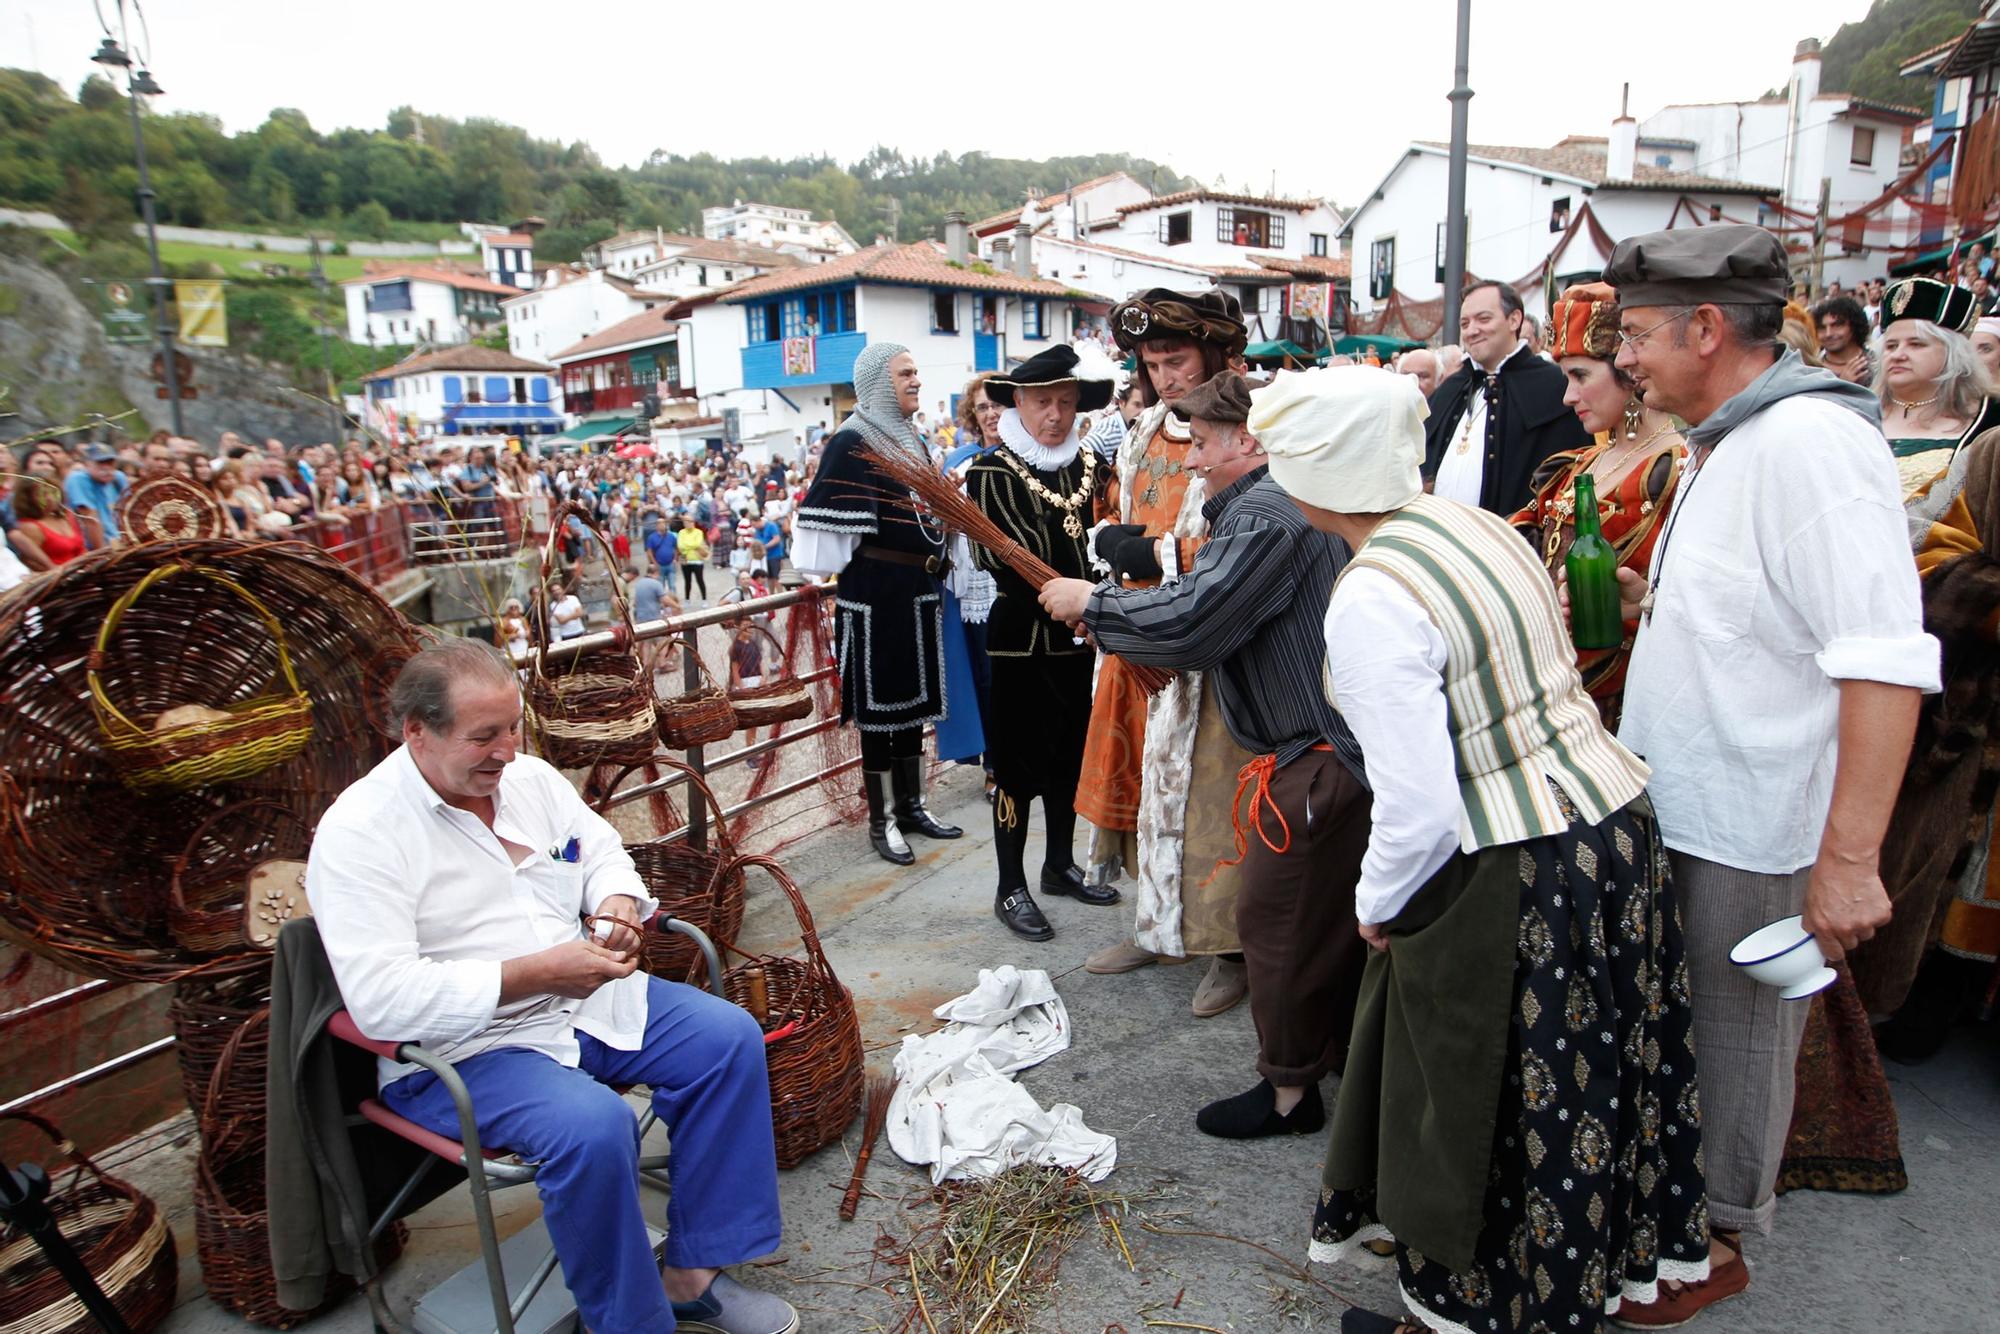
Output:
top-left (670, 1272), bottom-right (799, 1334)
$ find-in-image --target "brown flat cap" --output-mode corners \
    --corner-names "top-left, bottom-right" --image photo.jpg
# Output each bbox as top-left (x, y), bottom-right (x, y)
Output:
top-left (1603, 224), bottom-right (1789, 308)
top-left (1176, 370), bottom-right (1253, 425)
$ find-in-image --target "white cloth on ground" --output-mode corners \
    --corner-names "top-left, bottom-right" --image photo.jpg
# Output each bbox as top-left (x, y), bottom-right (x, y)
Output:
top-left (885, 966), bottom-right (1116, 1184)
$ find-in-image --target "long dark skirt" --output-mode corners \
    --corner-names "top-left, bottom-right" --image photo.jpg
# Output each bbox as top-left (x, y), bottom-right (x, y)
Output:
top-left (1311, 795), bottom-right (1711, 1334)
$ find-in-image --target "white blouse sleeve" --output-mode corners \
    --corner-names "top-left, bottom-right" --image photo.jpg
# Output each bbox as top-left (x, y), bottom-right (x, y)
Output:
top-left (1324, 567), bottom-right (1464, 925)
top-left (791, 527), bottom-right (859, 577)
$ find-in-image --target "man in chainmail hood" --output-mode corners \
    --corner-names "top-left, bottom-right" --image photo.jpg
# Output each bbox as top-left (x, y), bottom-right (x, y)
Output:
top-left (794, 343), bottom-right (965, 864)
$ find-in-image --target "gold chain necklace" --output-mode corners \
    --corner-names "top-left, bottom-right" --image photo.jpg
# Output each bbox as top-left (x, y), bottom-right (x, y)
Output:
top-left (995, 445), bottom-right (1097, 537)
top-left (1893, 392), bottom-right (1939, 418)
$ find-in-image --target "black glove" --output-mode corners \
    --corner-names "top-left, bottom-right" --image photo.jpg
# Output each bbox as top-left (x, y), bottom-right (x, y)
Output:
top-left (1103, 527), bottom-right (1163, 582)
top-left (1094, 523), bottom-right (1146, 563)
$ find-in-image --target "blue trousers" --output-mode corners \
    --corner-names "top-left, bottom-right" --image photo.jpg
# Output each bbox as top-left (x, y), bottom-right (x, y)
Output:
top-left (382, 976), bottom-right (781, 1334)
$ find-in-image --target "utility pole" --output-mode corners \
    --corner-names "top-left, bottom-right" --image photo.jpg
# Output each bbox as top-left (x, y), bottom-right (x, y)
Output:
top-left (93, 26), bottom-right (183, 434)
top-left (1440, 0), bottom-right (1474, 342)
top-left (310, 236), bottom-right (342, 441)
top-left (1809, 177), bottom-right (1831, 301)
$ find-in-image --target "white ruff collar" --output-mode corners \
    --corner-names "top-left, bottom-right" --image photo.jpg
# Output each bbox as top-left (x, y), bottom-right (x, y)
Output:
top-left (998, 407), bottom-right (1081, 470)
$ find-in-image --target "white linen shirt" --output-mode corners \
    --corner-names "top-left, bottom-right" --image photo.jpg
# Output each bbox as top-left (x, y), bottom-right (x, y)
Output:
top-left (1431, 341), bottom-right (1527, 507)
top-left (306, 746), bottom-right (657, 1088)
top-left (1619, 393), bottom-right (1941, 874)
top-left (1323, 568), bottom-right (1465, 925)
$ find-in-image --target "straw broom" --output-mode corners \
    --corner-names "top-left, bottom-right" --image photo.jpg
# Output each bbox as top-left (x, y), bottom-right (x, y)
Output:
top-left (838, 1071), bottom-right (895, 1221)
top-left (857, 444), bottom-right (1174, 695)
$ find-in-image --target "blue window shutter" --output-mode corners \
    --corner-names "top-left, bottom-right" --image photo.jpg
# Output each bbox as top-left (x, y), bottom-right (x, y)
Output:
top-left (531, 378), bottom-right (550, 403)
top-left (442, 375), bottom-right (462, 403)
top-left (484, 376), bottom-right (510, 402)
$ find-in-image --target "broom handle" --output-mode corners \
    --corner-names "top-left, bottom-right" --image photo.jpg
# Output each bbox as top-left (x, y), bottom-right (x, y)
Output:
top-left (837, 1139), bottom-right (875, 1221)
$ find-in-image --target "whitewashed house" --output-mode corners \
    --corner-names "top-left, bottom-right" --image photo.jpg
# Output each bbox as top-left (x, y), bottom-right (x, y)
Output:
top-left (971, 172), bottom-right (1156, 259)
top-left (1898, 0), bottom-right (2000, 264)
top-left (360, 345), bottom-right (560, 440)
top-left (628, 234), bottom-right (799, 298)
top-left (341, 264), bottom-right (520, 347)
top-left (502, 266), bottom-right (667, 361)
top-left (702, 201), bottom-right (859, 263)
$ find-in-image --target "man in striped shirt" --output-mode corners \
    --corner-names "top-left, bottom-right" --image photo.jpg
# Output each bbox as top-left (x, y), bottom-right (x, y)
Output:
top-left (1040, 371), bottom-right (1372, 1139)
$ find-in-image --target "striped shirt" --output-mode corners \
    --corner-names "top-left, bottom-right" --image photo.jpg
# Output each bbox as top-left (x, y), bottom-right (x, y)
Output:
top-left (1084, 468), bottom-right (1367, 782)
top-left (1340, 495), bottom-right (1648, 848)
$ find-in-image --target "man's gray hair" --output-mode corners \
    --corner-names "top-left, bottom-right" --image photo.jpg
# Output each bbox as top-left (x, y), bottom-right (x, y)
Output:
top-left (1669, 302), bottom-right (1786, 352)
top-left (390, 637), bottom-right (519, 731)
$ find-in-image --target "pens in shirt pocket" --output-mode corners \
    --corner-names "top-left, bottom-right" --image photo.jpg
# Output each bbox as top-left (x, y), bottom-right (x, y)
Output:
top-left (550, 837), bottom-right (580, 863)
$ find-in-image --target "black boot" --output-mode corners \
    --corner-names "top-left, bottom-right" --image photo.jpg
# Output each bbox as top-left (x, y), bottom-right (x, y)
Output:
top-left (863, 770), bottom-right (914, 866)
top-left (892, 755), bottom-right (962, 839)
top-left (991, 797), bottom-right (1051, 940)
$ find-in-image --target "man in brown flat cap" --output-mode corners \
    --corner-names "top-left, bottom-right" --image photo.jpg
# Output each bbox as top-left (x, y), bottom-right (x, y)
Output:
top-left (1041, 370), bottom-right (1373, 1140)
top-left (1600, 224), bottom-right (1939, 1326)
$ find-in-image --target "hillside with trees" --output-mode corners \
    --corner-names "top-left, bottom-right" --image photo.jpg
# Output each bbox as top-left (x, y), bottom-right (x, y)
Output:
top-left (0, 68), bottom-right (1196, 263)
top-left (1818, 0), bottom-right (1981, 108)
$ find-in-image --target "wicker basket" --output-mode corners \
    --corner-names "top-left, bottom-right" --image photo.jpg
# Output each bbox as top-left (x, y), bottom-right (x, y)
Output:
top-left (724, 620), bottom-right (813, 727)
top-left (594, 756), bottom-right (744, 985)
top-left (168, 969), bottom-right (272, 1130)
top-left (87, 562), bottom-right (315, 794)
top-left (527, 504), bottom-right (658, 770)
top-left (192, 1009), bottom-right (395, 1327)
top-left (656, 646), bottom-right (737, 750)
top-left (0, 1111), bottom-right (178, 1334)
top-left (169, 799), bottom-right (313, 955)
top-left (720, 853), bottom-right (864, 1168)
top-left (116, 475), bottom-right (226, 544)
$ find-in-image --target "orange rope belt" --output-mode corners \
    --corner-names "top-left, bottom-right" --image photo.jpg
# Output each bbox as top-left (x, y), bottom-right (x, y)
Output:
top-left (1203, 743), bottom-right (1334, 887)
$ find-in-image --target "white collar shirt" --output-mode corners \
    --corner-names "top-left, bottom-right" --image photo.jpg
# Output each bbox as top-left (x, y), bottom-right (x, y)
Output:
top-left (305, 746), bottom-right (657, 1088)
top-left (1619, 394), bottom-right (1940, 873)
top-left (1431, 341), bottom-right (1527, 507)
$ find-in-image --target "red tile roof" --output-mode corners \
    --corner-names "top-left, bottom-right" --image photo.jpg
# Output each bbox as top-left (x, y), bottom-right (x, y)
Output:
top-left (1247, 253), bottom-right (1351, 280)
top-left (1116, 190), bottom-right (1323, 216)
top-left (342, 263), bottom-right (520, 297)
top-left (643, 233), bottom-right (801, 269)
top-left (720, 241), bottom-right (1076, 302)
top-left (361, 344), bottom-right (554, 382)
top-left (549, 307), bottom-right (681, 363)
top-left (483, 233), bottom-right (533, 246)
top-left (1414, 142), bottom-right (1775, 195)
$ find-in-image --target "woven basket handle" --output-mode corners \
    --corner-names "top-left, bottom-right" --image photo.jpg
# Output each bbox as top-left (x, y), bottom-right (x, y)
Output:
top-left (724, 852), bottom-right (835, 1018)
top-left (170, 798), bottom-right (309, 912)
top-left (87, 562), bottom-right (308, 732)
top-left (0, 1110), bottom-right (116, 1190)
top-left (590, 753), bottom-right (736, 854)
top-left (535, 502), bottom-right (638, 676)
top-left (732, 617), bottom-right (799, 685)
top-left (199, 1005), bottom-right (272, 1159)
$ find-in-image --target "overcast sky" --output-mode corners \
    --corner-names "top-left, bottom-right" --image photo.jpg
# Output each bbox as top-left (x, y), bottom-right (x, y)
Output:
top-left (14, 0), bottom-right (1892, 207)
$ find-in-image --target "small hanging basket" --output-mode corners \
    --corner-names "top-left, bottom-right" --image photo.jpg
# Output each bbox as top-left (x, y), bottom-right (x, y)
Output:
top-left (169, 799), bottom-right (313, 955)
top-left (86, 562), bottom-right (314, 794)
top-left (725, 619), bottom-right (814, 727)
top-left (656, 644), bottom-right (738, 750)
top-left (526, 503), bottom-right (658, 769)
top-left (593, 756), bottom-right (744, 985)
top-left (720, 852), bottom-right (863, 1168)
top-left (116, 475), bottom-right (227, 545)
top-left (0, 1111), bottom-right (178, 1334)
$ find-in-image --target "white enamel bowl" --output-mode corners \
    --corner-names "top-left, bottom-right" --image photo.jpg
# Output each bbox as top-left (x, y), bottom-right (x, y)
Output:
top-left (1728, 914), bottom-right (1836, 1001)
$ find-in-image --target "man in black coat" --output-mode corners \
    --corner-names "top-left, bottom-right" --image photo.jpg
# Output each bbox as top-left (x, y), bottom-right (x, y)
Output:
top-left (1422, 281), bottom-right (1591, 514)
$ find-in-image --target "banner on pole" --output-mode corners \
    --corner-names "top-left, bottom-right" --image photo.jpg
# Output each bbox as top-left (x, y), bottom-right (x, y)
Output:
top-left (96, 280), bottom-right (149, 344)
top-left (176, 280), bottom-right (228, 347)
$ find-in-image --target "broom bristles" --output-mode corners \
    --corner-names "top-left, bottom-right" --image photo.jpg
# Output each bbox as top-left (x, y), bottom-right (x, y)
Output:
top-left (839, 1071), bottom-right (896, 1221)
top-left (858, 444), bottom-right (1173, 695)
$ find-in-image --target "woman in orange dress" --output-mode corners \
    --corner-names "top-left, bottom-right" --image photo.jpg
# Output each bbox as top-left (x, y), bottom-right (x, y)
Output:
top-left (1510, 282), bottom-right (1684, 729)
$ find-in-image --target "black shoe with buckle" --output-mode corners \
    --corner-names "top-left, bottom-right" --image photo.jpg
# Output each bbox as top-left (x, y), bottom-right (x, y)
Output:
top-left (1040, 864), bottom-right (1119, 906)
top-left (995, 887), bottom-right (1053, 941)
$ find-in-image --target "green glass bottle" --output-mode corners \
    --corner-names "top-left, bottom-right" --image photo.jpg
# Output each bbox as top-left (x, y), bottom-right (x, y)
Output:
top-left (1566, 473), bottom-right (1623, 651)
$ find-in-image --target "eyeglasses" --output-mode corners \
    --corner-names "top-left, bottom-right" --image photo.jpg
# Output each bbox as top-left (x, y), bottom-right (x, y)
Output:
top-left (1616, 310), bottom-right (1693, 351)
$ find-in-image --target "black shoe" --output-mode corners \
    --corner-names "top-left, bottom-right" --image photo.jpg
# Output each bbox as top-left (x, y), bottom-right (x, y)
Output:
top-left (863, 770), bottom-right (914, 867)
top-left (1195, 1079), bottom-right (1325, 1139)
top-left (995, 887), bottom-right (1054, 941)
top-left (1040, 864), bottom-right (1120, 906)
top-left (891, 755), bottom-right (962, 839)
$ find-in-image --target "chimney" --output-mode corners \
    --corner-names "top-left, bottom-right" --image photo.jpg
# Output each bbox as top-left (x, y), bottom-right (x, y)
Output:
top-left (1782, 37), bottom-right (1823, 207)
top-left (945, 210), bottom-right (968, 264)
top-left (992, 236), bottom-right (1013, 270)
top-left (1792, 37), bottom-right (1822, 106)
top-left (1608, 83), bottom-right (1638, 182)
top-left (1013, 222), bottom-right (1034, 280)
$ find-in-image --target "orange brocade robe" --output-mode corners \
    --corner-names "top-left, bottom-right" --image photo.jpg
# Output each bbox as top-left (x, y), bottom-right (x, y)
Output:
top-left (1074, 424), bottom-right (1201, 838)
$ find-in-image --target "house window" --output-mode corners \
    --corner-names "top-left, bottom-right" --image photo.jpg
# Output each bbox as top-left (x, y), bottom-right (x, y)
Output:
top-left (512, 376), bottom-right (526, 403)
top-left (1023, 300), bottom-right (1046, 340)
top-left (699, 265), bottom-right (709, 286)
top-left (1310, 233), bottom-right (1329, 257)
top-left (1710, 203), bottom-right (1724, 222)
top-left (747, 306), bottom-right (768, 342)
top-left (1160, 211), bottom-right (1192, 246)
top-left (976, 295), bottom-right (999, 334)
top-left (1850, 126), bottom-right (1876, 167)
top-left (1369, 237), bottom-right (1395, 301)
top-left (933, 291), bottom-right (958, 333)
top-left (780, 300), bottom-right (803, 339)
top-left (1217, 208), bottom-right (1283, 249)
top-left (1653, 153), bottom-right (1673, 168)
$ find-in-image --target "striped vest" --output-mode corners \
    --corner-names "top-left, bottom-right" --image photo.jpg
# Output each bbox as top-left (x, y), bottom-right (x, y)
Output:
top-left (1338, 495), bottom-right (1650, 850)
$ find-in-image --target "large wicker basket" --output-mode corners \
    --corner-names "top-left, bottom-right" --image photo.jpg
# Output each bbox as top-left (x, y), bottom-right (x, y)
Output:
top-left (594, 756), bottom-right (744, 985)
top-left (724, 620), bottom-right (813, 728)
top-left (656, 646), bottom-right (737, 750)
top-left (87, 562), bottom-right (314, 794)
top-left (721, 853), bottom-right (863, 1168)
top-left (527, 504), bottom-right (658, 770)
top-left (0, 1111), bottom-right (178, 1334)
top-left (169, 799), bottom-right (312, 956)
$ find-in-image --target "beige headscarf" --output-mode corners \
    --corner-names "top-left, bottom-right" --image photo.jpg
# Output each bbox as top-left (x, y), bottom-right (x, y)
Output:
top-left (1250, 365), bottom-right (1428, 513)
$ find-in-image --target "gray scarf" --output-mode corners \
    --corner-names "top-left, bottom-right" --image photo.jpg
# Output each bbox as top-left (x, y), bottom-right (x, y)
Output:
top-left (1685, 347), bottom-right (1881, 448)
top-left (838, 342), bottom-right (925, 458)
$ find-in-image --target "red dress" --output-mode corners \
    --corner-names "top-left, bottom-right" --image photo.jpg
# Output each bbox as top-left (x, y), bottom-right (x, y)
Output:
top-left (1510, 433), bottom-right (1683, 730)
top-left (26, 515), bottom-right (86, 566)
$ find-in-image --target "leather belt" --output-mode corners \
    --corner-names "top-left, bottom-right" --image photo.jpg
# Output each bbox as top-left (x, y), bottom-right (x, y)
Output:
top-left (856, 543), bottom-right (951, 577)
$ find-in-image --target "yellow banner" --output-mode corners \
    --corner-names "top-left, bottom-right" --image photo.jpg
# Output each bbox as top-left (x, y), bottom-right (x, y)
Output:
top-left (175, 280), bottom-right (228, 347)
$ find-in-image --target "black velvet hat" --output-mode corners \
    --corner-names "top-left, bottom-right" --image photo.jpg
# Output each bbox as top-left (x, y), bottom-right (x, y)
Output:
top-left (986, 345), bottom-right (1116, 411)
top-left (1882, 277), bottom-right (1981, 336)
top-left (1109, 287), bottom-right (1249, 357)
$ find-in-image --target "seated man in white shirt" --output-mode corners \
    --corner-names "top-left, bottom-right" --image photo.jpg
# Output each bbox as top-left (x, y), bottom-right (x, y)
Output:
top-left (306, 639), bottom-right (796, 1334)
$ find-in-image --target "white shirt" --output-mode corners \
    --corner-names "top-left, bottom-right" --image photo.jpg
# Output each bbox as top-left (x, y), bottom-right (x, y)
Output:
top-left (1620, 394), bottom-right (1941, 873)
top-left (306, 748), bottom-right (657, 1087)
top-left (551, 593), bottom-right (585, 639)
top-left (1323, 568), bottom-right (1464, 924)
top-left (1430, 341), bottom-right (1527, 507)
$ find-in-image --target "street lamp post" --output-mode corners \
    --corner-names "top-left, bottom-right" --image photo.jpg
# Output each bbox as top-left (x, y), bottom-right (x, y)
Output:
top-left (1440, 0), bottom-right (1474, 345)
top-left (310, 237), bottom-right (342, 441)
top-left (91, 26), bottom-right (183, 436)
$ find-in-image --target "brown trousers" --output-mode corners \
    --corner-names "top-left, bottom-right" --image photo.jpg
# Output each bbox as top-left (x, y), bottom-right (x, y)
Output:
top-left (1234, 748), bottom-right (1372, 1086)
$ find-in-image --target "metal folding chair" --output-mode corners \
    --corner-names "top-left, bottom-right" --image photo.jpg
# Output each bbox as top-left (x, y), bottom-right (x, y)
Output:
top-left (332, 918), bottom-right (725, 1334)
